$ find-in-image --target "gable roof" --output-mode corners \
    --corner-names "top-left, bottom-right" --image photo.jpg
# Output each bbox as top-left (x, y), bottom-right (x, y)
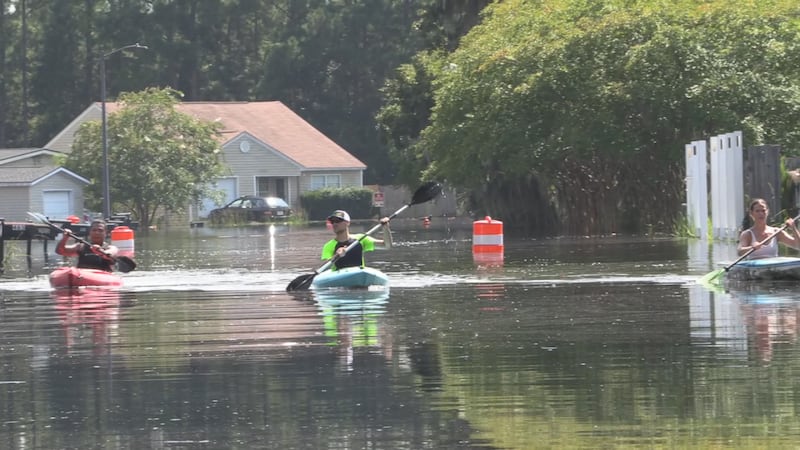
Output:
top-left (0, 148), bottom-right (65, 166)
top-left (0, 166), bottom-right (90, 186)
top-left (102, 101), bottom-right (366, 170)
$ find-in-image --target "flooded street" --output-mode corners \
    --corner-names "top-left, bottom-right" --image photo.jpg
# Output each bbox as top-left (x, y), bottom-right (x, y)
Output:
top-left (3, 221), bottom-right (800, 448)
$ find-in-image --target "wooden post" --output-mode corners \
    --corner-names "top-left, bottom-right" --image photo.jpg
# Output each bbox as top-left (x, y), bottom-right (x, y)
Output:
top-left (0, 218), bottom-right (4, 273)
top-left (26, 234), bottom-right (33, 273)
top-left (744, 145), bottom-right (781, 217)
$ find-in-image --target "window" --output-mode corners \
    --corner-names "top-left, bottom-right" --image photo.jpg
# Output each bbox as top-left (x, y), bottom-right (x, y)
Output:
top-left (310, 174), bottom-right (341, 190)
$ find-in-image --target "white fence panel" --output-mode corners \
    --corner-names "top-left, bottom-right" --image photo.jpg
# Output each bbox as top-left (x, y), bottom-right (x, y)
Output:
top-left (685, 140), bottom-right (708, 239)
top-left (685, 130), bottom-right (743, 242)
top-left (709, 131), bottom-right (744, 240)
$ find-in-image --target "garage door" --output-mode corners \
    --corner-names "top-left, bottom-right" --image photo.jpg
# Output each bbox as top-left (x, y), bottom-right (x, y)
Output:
top-left (43, 191), bottom-right (71, 220)
top-left (199, 178), bottom-right (237, 218)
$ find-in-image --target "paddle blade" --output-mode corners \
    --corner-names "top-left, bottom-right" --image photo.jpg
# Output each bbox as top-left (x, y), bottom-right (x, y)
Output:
top-left (697, 268), bottom-right (724, 287)
top-left (286, 273), bottom-right (316, 292)
top-left (115, 255), bottom-right (137, 273)
top-left (410, 181), bottom-right (443, 205)
top-left (27, 211), bottom-right (53, 227)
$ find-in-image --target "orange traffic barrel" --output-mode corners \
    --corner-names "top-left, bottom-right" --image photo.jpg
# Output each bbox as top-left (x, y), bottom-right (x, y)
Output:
top-left (111, 226), bottom-right (135, 257)
top-left (473, 216), bottom-right (504, 265)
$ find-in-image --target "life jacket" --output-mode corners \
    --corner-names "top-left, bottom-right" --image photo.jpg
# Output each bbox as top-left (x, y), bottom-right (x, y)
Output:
top-left (77, 244), bottom-right (114, 272)
top-left (322, 234), bottom-right (376, 270)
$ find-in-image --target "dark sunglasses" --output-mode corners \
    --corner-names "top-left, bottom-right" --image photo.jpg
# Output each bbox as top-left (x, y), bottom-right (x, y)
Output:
top-left (329, 217), bottom-right (345, 224)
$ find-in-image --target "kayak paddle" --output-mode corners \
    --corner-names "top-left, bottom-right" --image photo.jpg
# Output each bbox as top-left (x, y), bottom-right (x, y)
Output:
top-left (27, 211), bottom-right (137, 273)
top-left (286, 181), bottom-right (443, 291)
top-left (698, 212), bottom-right (800, 286)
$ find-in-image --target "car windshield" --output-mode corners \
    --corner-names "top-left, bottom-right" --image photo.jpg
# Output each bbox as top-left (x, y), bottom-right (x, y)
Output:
top-left (266, 197), bottom-right (289, 208)
top-left (250, 198), bottom-right (267, 208)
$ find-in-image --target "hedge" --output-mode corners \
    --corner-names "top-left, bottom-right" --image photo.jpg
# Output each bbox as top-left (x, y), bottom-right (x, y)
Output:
top-left (300, 187), bottom-right (375, 220)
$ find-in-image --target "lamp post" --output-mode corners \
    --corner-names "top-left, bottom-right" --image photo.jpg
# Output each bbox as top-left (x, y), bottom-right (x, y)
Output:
top-left (100, 43), bottom-right (147, 219)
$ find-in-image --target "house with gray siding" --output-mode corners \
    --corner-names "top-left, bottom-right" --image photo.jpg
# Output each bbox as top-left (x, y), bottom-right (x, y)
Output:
top-left (0, 148), bottom-right (90, 221)
top-left (48, 101), bottom-right (367, 224)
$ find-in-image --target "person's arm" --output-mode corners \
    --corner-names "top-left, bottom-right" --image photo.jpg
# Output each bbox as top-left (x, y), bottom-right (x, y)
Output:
top-left (94, 243), bottom-right (119, 261)
top-left (381, 219), bottom-right (392, 249)
top-left (56, 229), bottom-right (82, 257)
top-left (371, 217), bottom-right (392, 248)
top-left (738, 229), bottom-right (770, 255)
top-left (780, 217), bottom-right (800, 249)
top-left (321, 239), bottom-right (337, 260)
top-left (737, 230), bottom-right (752, 255)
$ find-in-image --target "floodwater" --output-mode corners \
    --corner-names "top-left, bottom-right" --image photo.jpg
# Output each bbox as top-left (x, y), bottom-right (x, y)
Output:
top-left (2, 220), bottom-right (800, 449)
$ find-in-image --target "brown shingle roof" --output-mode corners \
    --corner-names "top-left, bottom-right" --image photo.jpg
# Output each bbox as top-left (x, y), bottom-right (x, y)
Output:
top-left (105, 101), bottom-right (365, 170)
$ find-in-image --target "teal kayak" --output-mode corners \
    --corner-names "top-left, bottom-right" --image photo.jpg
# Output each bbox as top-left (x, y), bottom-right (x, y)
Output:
top-left (311, 266), bottom-right (389, 289)
top-left (313, 288), bottom-right (390, 311)
top-left (726, 256), bottom-right (800, 281)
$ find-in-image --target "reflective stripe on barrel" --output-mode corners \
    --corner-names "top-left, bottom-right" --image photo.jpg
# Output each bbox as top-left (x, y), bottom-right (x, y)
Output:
top-left (472, 216), bottom-right (504, 254)
top-left (111, 226), bottom-right (135, 257)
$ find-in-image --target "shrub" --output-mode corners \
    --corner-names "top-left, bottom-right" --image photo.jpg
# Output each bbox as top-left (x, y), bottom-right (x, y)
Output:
top-left (301, 187), bottom-right (375, 220)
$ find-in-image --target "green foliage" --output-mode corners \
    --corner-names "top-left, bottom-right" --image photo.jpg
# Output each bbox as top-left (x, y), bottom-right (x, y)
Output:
top-left (29, 0), bottom-right (89, 145)
top-left (3, 0), bottom-right (485, 187)
top-left (377, 55), bottom-right (438, 186)
top-left (11, 0), bottom-right (800, 236)
top-left (300, 187), bottom-right (375, 221)
top-left (409, 0), bottom-right (800, 234)
top-left (670, 213), bottom-right (696, 238)
top-left (66, 87), bottom-right (224, 229)
top-left (781, 158), bottom-right (798, 218)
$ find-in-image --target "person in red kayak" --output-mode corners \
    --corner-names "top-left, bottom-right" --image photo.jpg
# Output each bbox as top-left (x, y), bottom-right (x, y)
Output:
top-left (56, 219), bottom-right (119, 272)
top-left (738, 198), bottom-right (800, 259)
top-left (322, 210), bottom-right (391, 270)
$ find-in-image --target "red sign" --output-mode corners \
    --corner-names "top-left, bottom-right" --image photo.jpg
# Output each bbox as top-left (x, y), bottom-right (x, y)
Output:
top-left (372, 191), bottom-right (385, 207)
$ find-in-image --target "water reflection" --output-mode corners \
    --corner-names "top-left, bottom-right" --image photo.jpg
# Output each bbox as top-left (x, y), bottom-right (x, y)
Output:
top-left (310, 288), bottom-right (391, 371)
top-left (717, 283), bottom-right (800, 363)
top-left (51, 288), bottom-right (123, 352)
top-left (6, 231), bottom-right (800, 448)
top-left (690, 280), bottom-right (800, 362)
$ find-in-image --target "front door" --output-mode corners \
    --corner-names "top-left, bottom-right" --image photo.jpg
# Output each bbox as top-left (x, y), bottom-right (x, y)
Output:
top-left (255, 177), bottom-right (286, 200)
top-left (275, 178), bottom-right (285, 199)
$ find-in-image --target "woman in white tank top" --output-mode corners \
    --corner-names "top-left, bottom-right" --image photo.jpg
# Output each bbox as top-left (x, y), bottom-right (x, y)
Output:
top-left (738, 198), bottom-right (800, 259)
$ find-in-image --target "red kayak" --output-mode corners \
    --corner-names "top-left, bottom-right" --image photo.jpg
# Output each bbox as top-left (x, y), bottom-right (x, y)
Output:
top-left (49, 266), bottom-right (123, 289)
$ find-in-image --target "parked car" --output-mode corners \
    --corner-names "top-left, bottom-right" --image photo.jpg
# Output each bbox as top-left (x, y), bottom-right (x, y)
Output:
top-left (208, 196), bottom-right (292, 223)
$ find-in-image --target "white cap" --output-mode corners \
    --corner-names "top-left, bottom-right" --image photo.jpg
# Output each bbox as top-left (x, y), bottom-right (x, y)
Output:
top-left (327, 210), bottom-right (351, 222)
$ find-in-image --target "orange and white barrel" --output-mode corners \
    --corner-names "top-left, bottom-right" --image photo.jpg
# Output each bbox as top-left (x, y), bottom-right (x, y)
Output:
top-left (111, 226), bottom-right (135, 257)
top-left (473, 216), bottom-right (504, 265)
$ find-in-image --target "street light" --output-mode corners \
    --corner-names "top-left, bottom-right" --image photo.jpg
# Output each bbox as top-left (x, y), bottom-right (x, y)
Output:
top-left (100, 43), bottom-right (147, 219)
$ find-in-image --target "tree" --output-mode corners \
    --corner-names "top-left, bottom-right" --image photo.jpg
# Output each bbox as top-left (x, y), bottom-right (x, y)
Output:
top-left (405, 0), bottom-right (800, 235)
top-left (66, 87), bottom-right (225, 229)
top-left (29, 0), bottom-right (89, 144)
